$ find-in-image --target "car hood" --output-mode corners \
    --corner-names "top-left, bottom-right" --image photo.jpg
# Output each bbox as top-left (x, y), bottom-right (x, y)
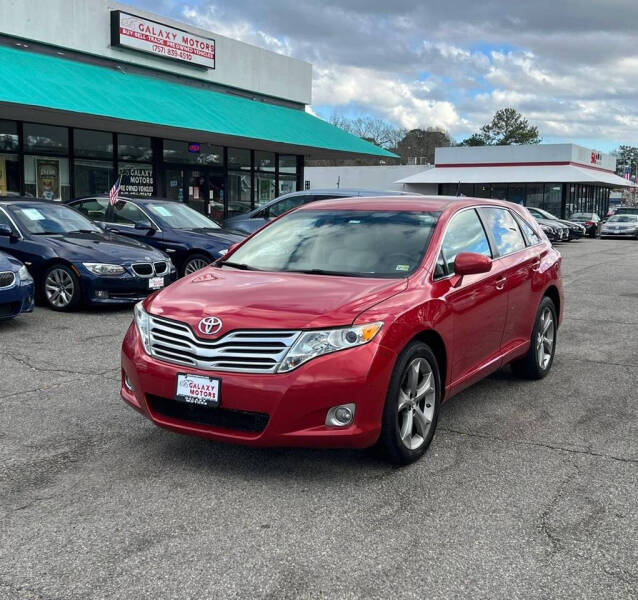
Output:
top-left (171, 228), bottom-right (246, 248)
top-left (35, 231), bottom-right (165, 263)
top-left (147, 267), bottom-right (408, 332)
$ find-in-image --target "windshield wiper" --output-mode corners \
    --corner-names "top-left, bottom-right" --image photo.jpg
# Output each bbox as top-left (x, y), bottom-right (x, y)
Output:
top-left (219, 260), bottom-right (260, 271)
top-left (286, 268), bottom-right (367, 277)
top-left (68, 229), bottom-right (97, 234)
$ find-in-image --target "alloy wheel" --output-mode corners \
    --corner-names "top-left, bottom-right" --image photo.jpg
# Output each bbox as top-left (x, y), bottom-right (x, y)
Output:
top-left (397, 358), bottom-right (436, 450)
top-left (45, 268), bottom-right (75, 308)
top-left (536, 307), bottom-right (555, 370)
top-left (184, 257), bottom-right (210, 275)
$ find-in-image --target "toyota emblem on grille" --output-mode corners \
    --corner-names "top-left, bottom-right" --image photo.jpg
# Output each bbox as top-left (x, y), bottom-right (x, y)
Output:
top-left (198, 316), bottom-right (223, 335)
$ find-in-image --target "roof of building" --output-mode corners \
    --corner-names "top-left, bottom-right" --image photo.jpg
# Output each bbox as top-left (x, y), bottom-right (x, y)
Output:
top-left (0, 45), bottom-right (396, 160)
top-left (396, 164), bottom-right (636, 187)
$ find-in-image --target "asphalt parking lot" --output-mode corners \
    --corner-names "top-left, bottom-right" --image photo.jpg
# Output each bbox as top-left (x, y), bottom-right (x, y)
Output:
top-left (1, 239), bottom-right (637, 600)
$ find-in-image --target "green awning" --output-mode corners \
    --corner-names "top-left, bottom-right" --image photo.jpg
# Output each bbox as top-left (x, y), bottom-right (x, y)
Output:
top-left (0, 45), bottom-right (396, 159)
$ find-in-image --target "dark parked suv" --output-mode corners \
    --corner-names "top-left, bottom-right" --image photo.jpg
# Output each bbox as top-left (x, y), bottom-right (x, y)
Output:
top-left (223, 188), bottom-right (415, 234)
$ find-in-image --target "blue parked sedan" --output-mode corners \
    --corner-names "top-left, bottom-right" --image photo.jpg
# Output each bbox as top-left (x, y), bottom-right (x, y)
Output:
top-left (0, 250), bottom-right (34, 321)
top-left (0, 198), bottom-right (177, 311)
top-left (69, 196), bottom-right (245, 276)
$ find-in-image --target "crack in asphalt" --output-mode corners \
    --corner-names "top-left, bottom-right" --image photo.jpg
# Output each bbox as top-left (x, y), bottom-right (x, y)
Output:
top-left (3, 351), bottom-right (119, 377)
top-left (438, 427), bottom-right (638, 465)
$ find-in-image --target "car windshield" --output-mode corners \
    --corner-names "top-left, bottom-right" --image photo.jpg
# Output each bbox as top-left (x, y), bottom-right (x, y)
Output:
top-left (607, 215), bottom-right (638, 223)
top-left (616, 208), bottom-right (638, 215)
top-left (223, 209), bottom-right (440, 278)
top-left (9, 203), bottom-right (102, 234)
top-left (146, 202), bottom-right (221, 230)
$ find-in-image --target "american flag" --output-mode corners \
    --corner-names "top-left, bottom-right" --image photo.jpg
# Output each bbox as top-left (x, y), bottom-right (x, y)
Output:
top-left (109, 176), bottom-right (122, 206)
top-left (624, 166), bottom-right (632, 180)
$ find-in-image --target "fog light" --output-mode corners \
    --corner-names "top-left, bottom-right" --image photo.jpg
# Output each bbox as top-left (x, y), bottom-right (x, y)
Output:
top-left (124, 373), bottom-right (134, 392)
top-left (325, 403), bottom-right (355, 427)
top-left (95, 290), bottom-right (109, 299)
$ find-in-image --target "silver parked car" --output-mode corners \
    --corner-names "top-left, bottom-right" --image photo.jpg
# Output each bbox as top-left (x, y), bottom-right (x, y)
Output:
top-left (600, 214), bottom-right (638, 239)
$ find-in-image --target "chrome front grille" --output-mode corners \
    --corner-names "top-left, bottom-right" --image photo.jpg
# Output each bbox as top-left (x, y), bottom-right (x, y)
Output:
top-left (0, 271), bottom-right (16, 288)
top-left (148, 315), bottom-right (301, 373)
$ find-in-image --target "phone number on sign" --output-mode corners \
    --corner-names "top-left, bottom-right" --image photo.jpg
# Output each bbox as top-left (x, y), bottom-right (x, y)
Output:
top-left (152, 44), bottom-right (193, 61)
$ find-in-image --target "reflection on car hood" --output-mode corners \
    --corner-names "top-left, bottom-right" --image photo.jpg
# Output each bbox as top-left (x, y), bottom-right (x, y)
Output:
top-left (148, 267), bottom-right (408, 331)
top-left (34, 231), bottom-right (166, 263)
top-left (0, 250), bottom-right (22, 272)
top-left (172, 228), bottom-right (246, 247)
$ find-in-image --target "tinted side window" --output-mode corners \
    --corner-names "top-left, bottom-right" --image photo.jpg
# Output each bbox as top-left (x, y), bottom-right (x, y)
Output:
top-left (110, 201), bottom-right (151, 226)
top-left (0, 208), bottom-right (18, 234)
top-left (439, 209), bottom-right (491, 275)
top-left (514, 214), bottom-right (541, 246)
top-left (74, 199), bottom-right (108, 220)
top-left (481, 208), bottom-right (526, 256)
top-left (268, 196), bottom-right (305, 218)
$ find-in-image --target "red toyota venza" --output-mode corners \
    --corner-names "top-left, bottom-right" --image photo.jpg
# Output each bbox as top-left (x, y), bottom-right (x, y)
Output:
top-left (121, 196), bottom-right (563, 464)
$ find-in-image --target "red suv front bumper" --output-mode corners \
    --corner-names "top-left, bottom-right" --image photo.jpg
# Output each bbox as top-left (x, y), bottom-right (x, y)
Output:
top-left (120, 323), bottom-right (397, 448)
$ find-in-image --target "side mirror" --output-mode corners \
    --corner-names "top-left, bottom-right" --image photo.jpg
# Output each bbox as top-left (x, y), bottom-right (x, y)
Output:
top-left (452, 252), bottom-right (492, 287)
top-left (0, 223), bottom-right (12, 236)
top-left (134, 221), bottom-right (153, 232)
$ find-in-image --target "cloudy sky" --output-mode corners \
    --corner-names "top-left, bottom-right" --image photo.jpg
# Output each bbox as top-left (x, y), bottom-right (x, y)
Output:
top-left (128, 0), bottom-right (638, 151)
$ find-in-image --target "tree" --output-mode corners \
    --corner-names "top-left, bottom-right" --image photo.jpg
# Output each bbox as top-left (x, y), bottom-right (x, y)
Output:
top-left (395, 128), bottom-right (452, 164)
top-left (329, 113), bottom-right (405, 150)
top-left (461, 108), bottom-right (541, 146)
top-left (613, 145), bottom-right (638, 177)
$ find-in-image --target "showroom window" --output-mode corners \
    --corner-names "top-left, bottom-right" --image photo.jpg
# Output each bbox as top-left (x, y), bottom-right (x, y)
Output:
top-left (228, 171), bottom-right (252, 217)
top-left (279, 155), bottom-right (297, 174)
top-left (228, 148), bottom-right (251, 170)
top-left (544, 183), bottom-right (562, 216)
top-left (255, 151), bottom-right (277, 207)
top-left (73, 129), bottom-right (115, 197)
top-left (24, 123), bottom-right (68, 155)
top-left (23, 155), bottom-right (70, 201)
top-left (0, 120), bottom-right (20, 195)
top-left (118, 134), bottom-right (153, 197)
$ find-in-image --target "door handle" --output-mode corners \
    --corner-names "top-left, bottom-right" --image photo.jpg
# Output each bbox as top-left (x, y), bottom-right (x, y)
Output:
top-left (531, 259), bottom-right (541, 272)
top-left (495, 277), bottom-right (506, 291)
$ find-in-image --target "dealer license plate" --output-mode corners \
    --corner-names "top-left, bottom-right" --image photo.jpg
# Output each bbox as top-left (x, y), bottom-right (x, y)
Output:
top-left (175, 373), bottom-right (221, 407)
top-left (149, 276), bottom-right (164, 290)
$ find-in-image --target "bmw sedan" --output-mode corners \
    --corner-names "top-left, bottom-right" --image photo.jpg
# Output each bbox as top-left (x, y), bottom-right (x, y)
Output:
top-left (0, 198), bottom-right (176, 311)
top-left (69, 196), bottom-right (245, 276)
top-left (121, 196), bottom-right (563, 465)
top-left (0, 250), bottom-right (34, 321)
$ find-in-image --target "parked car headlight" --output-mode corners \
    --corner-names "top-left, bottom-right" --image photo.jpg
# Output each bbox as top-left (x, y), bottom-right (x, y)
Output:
top-left (278, 322), bottom-right (383, 373)
top-left (83, 262), bottom-right (126, 276)
top-left (166, 258), bottom-right (176, 273)
top-left (17, 265), bottom-right (32, 282)
top-left (134, 301), bottom-right (152, 354)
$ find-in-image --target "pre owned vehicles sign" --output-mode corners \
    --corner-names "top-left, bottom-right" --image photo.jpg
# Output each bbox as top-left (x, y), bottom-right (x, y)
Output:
top-left (111, 11), bottom-right (215, 68)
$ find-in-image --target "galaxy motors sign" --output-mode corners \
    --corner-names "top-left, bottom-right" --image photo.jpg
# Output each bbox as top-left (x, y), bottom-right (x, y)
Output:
top-left (110, 11), bottom-right (215, 69)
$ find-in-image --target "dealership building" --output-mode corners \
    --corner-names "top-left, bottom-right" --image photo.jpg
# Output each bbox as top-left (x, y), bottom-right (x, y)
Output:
top-left (0, 0), bottom-right (393, 219)
top-left (397, 144), bottom-right (635, 218)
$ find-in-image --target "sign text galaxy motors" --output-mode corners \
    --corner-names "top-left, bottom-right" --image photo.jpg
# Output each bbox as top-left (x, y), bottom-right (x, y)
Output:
top-left (110, 11), bottom-right (215, 68)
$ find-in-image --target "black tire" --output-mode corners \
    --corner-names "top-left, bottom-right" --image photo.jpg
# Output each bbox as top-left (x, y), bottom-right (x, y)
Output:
top-left (181, 253), bottom-right (212, 277)
top-left (378, 341), bottom-right (441, 465)
top-left (41, 264), bottom-right (81, 311)
top-left (511, 296), bottom-right (557, 380)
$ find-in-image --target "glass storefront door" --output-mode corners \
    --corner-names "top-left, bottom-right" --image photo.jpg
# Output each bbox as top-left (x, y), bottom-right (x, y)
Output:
top-left (163, 167), bottom-right (225, 219)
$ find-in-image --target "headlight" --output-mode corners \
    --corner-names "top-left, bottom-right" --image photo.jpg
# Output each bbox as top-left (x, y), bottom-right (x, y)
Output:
top-left (83, 263), bottom-right (125, 276)
top-left (166, 258), bottom-right (176, 273)
top-left (278, 322), bottom-right (383, 373)
top-left (134, 301), bottom-right (152, 354)
top-left (17, 265), bottom-right (32, 282)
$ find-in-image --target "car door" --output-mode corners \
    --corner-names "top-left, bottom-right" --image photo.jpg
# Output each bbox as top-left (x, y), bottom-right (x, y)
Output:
top-left (479, 207), bottom-right (542, 353)
top-left (104, 200), bottom-right (163, 250)
top-left (432, 208), bottom-right (509, 388)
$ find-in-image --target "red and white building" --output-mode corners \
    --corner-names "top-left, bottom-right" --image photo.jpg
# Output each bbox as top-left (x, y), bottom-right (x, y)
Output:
top-left (397, 144), bottom-right (635, 218)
